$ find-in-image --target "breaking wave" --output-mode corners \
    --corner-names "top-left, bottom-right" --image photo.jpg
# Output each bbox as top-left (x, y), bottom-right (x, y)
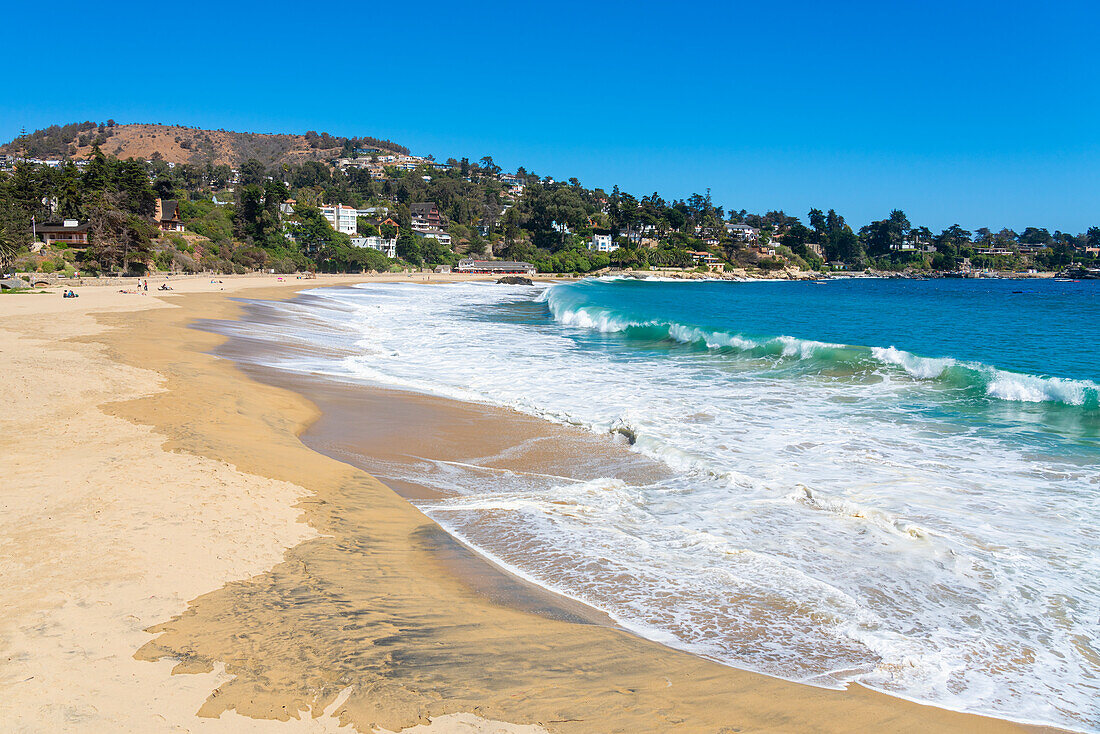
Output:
top-left (545, 285), bottom-right (1100, 409)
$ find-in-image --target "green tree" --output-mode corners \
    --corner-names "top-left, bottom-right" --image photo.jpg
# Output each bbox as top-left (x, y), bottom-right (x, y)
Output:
top-left (290, 203), bottom-right (341, 255)
top-left (239, 159), bottom-right (267, 186)
top-left (84, 192), bottom-right (155, 273)
top-left (396, 232), bottom-right (422, 265)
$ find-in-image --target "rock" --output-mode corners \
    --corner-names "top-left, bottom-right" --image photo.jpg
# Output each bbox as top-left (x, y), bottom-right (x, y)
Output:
top-left (610, 422), bottom-right (637, 445)
top-left (0, 277), bottom-right (29, 291)
top-left (496, 276), bottom-right (533, 285)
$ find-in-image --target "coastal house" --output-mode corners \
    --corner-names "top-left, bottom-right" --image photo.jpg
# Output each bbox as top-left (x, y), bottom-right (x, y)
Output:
top-left (725, 223), bottom-right (759, 243)
top-left (320, 203), bottom-right (358, 236)
top-left (500, 174), bottom-right (526, 197)
top-left (36, 218), bottom-right (90, 248)
top-left (154, 198), bottom-right (184, 232)
top-left (616, 223), bottom-right (659, 249)
top-left (418, 229), bottom-right (452, 247)
top-left (456, 258), bottom-right (536, 275)
top-left (279, 199), bottom-right (297, 216)
top-left (893, 233), bottom-right (936, 254)
top-left (590, 230), bottom-right (617, 252)
top-left (361, 216), bottom-right (400, 234)
top-left (689, 250), bottom-right (724, 271)
top-left (410, 202), bottom-right (441, 232)
top-left (350, 236), bottom-right (397, 258)
top-left (973, 243), bottom-right (1014, 256)
top-left (395, 155), bottom-right (426, 171)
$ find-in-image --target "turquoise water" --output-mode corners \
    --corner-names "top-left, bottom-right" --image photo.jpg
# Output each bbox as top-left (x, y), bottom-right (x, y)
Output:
top-left (560, 278), bottom-right (1100, 382)
top-left (547, 277), bottom-right (1100, 413)
top-left (224, 278), bottom-right (1100, 731)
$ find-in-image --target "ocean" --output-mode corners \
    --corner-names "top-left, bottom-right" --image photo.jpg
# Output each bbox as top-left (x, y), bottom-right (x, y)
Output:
top-left (214, 277), bottom-right (1099, 731)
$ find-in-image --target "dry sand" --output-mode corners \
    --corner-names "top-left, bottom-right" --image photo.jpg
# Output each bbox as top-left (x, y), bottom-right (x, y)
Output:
top-left (0, 274), bottom-right (1053, 733)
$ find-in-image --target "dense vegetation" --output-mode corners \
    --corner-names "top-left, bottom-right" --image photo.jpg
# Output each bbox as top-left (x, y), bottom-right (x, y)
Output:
top-left (1, 137), bottom-right (1098, 277)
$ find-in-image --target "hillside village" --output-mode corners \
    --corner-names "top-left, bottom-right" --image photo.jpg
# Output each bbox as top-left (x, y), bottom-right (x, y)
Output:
top-left (1, 121), bottom-right (1098, 280)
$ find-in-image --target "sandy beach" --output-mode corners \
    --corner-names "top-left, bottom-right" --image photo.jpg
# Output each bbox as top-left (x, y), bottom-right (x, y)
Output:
top-left (0, 274), bottom-right (1055, 733)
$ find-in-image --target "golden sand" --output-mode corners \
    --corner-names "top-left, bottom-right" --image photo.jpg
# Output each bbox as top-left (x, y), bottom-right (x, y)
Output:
top-left (0, 274), bottom-right (1052, 733)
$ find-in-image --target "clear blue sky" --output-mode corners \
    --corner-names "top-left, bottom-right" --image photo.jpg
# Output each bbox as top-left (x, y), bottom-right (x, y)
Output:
top-left (3, 0), bottom-right (1098, 232)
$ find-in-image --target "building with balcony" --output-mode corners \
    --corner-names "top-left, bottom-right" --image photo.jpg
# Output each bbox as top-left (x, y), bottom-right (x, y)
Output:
top-left (320, 203), bottom-right (358, 236)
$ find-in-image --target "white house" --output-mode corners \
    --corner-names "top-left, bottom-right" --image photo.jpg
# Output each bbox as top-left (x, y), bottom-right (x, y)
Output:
top-left (321, 203), bottom-right (358, 236)
top-left (351, 236), bottom-right (397, 258)
top-left (419, 229), bottom-right (452, 247)
top-left (590, 231), bottom-right (617, 252)
top-left (725, 223), bottom-right (760, 242)
top-left (456, 259), bottom-right (536, 275)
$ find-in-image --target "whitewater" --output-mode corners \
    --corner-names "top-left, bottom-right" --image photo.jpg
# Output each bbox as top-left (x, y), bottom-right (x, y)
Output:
top-left (213, 277), bottom-right (1100, 732)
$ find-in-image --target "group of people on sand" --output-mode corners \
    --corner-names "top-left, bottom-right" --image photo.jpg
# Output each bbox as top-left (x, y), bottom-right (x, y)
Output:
top-left (62, 289), bottom-right (78, 298)
top-left (115, 279), bottom-right (173, 294)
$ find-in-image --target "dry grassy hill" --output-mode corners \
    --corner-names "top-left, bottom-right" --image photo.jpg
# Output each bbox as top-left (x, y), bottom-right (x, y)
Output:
top-left (2, 122), bottom-right (407, 167)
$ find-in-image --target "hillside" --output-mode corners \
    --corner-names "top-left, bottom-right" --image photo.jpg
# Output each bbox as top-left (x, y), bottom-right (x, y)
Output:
top-left (1, 121), bottom-right (408, 166)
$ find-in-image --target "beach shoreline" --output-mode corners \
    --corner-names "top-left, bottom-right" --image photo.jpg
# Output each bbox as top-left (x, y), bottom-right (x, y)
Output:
top-left (0, 275), bottom-right (1060, 733)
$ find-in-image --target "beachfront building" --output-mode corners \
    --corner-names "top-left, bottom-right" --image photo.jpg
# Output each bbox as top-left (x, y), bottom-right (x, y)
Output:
top-left (320, 204), bottom-right (358, 236)
top-left (689, 251), bottom-right (724, 271)
top-left (456, 258), bottom-right (536, 275)
top-left (154, 198), bottom-right (184, 232)
top-left (725, 223), bottom-right (759, 243)
top-left (418, 229), bottom-right (452, 247)
top-left (590, 230), bottom-right (617, 252)
top-left (36, 218), bottom-right (90, 247)
top-left (410, 202), bottom-right (441, 232)
top-left (350, 235), bottom-right (397, 258)
top-left (892, 232), bottom-right (935, 253)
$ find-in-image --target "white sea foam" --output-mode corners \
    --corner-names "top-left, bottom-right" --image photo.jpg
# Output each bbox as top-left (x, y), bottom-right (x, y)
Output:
top-left (983, 370), bottom-right (1093, 405)
top-left (871, 345), bottom-right (957, 379)
top-left (218, 281), bottom-right (1100, 732)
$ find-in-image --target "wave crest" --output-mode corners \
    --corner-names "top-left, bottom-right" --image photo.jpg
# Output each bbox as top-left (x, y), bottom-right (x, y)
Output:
top-left (545, 285), bottom-right (1099, 409)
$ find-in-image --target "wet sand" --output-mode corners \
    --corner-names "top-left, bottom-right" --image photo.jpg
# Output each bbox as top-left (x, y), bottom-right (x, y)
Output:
top-left (1, 276), bottom-right (1057, 733)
